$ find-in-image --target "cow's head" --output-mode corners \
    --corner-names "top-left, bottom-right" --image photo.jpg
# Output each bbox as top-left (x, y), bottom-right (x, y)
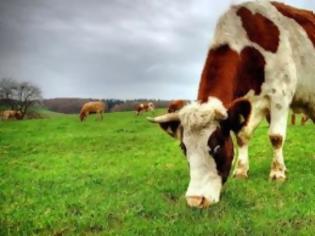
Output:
top-left (79, 112), bottom-right (86, 122)
top-left (15, 111), bottom-right (23, 120)
top-left (148, 97), bottom-right (251, 208)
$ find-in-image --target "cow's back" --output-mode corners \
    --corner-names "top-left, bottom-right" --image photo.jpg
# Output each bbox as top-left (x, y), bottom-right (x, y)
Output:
top-left (81, 101), bottom-right (105, 113)
top-left (211, 1), bottom-right (315, 119)
top-left (271, 2), bottom-right (315, 118)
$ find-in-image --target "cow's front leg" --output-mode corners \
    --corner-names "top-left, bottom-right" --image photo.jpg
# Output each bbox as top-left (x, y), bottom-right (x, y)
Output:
top-left (233, 100), bottom-right (267, 179)
top-left (234, 137), bottom-right (249, 178)
top-left (269, 104), bottom-right (288, 181)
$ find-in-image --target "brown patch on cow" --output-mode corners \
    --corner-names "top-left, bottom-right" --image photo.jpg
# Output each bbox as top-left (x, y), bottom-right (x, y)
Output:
top-left (269, 134), bottom-right (283, 149)
top-left (272, 2), bottom-right (315, 48)
top-left (198, 44), bottom-right (240, 105)
top-left (208, 128), bottom-right (234, 183)
top-left (237, 7), bottom-right (280, 52)
top-left (235, 47), bottom-right (266, 98)
top-left (197, 45), bottom-right (265, 106)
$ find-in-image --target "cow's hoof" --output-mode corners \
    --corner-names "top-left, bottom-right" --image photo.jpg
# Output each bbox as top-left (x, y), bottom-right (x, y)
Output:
top-left (233, 169), bottom-right (248, 179)
top-left (186, 196), bottom-right (211, 208)
top-left (269, 170), bottom-right (286, 181)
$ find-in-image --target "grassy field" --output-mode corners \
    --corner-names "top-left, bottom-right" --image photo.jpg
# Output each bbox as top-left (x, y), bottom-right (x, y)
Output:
top-left (0, 110), bottom-right (315, 235)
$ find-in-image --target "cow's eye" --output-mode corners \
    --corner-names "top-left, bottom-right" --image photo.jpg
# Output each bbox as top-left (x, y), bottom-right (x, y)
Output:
top-left (213, 145), bottom-right (221, 153)
top-left (208, 145), bottom-right (221, 156)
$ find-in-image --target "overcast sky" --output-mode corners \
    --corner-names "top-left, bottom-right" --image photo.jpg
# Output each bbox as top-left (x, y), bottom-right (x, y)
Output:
top-left (0, 0), bottom-right (314, 99)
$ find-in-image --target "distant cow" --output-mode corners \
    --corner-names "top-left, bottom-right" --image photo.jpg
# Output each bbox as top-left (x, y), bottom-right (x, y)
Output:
top-left (167, 100), bottom-right (187, 113)
top-left (136, 102), bottom-right (155, 115)
top-left (1, 110), bottom-right (22, 120)
top-left (291, 113), bottom-right (309, 125)
top-left (80, 101), bottom-right (106, 121)
top-left (149, 1), bottom-right (315, 208)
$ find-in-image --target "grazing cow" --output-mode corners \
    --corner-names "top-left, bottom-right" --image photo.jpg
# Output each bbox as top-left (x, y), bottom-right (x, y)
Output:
top-left (167, 100), bottom-right (187, 113)
top-left (291, 113), bottom-right (309, 125)
top-left (148, 1), bottom-right (315, 208)
top-left (136, 102), bottom-right (155, 115)
top-left (1, 110), bottom-right (22, 120)
top-left (80, 101), bottom-right (106, 121)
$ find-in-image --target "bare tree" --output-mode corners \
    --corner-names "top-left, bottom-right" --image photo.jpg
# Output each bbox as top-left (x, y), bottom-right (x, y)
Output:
top-left (14, 82), bottom-right (42, 118)
top-left (0, 78), bottom-right (18, 109)
top-left (0, 78), bottom-right (42, 119)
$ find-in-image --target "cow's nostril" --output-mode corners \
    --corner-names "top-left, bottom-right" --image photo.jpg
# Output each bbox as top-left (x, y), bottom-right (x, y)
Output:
top-left (186, 196), bottom-right (211, 208)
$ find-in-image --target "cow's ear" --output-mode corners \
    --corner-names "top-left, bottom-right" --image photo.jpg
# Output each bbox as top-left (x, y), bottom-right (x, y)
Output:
top-left (147, 113), bottom-right (181, 139)
top-left (221, 99), bottom-right (251, 134)
top-left (159, 120), bottom-right (181, 139)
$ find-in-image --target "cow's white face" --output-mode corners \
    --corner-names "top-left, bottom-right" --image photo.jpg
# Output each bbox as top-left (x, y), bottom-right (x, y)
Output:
top-left (178, 98), bottom-right (228, 207)
top-left (182, 124), bottom-right (222, 207)
top-left (148, 97), bottom-right (251, 208)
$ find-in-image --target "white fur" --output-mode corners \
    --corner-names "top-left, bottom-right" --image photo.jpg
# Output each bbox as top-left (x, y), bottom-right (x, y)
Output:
top-left (182, 124), bottom-right (222, 203)
top-left (179, 97), bottom-right (227, 130)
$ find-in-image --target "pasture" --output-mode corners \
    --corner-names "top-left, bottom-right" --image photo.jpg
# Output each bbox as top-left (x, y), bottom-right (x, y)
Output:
top-left (0, 110), bottom-right (315, 235)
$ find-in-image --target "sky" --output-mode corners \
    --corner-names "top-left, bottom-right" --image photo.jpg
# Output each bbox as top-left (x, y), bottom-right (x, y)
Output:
top-left (0, 0), bottom-right (314, 99)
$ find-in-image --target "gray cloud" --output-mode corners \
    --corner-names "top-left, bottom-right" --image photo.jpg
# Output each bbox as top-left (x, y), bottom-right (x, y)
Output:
top-left (0, 0), bottom-right (314, 99)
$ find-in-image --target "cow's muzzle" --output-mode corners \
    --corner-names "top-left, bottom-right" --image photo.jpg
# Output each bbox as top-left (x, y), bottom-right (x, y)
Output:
top-left (186, 196), bottom-right (211, 208)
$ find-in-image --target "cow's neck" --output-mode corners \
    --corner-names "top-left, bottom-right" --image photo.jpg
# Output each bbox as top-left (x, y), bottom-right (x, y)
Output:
top-left (197, 44), bottom-right (266, 107)
top-left (197, 44), bottom-right (239, 106)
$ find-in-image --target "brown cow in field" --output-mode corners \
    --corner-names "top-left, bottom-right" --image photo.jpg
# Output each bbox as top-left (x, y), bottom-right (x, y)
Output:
top-left (149, 1), bottom-right (315, 208)
top-left (80, 101), bottom-right (106, 121)
top-left (1, 110), bottom-right (22, 120)
top-left (136, 102), bottom-right (155, 115)
top-left (167, 100), bottom-right (187, 113)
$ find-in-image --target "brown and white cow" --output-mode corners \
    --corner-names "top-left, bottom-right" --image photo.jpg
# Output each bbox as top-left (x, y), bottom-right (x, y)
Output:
top-left (136, 102), bottom-right (155, 115)
top-left (167, 100), bottom-right (187, 113)
top-left (1, 110), bottom-right (23, 120)
top-left (148, 1), bottom-right (315, 208)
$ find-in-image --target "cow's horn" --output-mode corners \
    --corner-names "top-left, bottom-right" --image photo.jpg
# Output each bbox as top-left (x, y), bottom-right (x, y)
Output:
top-left (147, 113), bottom-right (179, 123)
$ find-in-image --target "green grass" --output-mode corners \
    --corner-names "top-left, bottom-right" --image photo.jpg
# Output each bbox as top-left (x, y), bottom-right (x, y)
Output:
top-left (0, 111), bottom-right (315, 235)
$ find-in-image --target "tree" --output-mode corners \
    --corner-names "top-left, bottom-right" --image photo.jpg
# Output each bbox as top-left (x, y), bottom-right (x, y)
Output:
top-left (0, 78), bottom-right (42, 119)
top-left (0, 78), bottom-right (18, 109)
